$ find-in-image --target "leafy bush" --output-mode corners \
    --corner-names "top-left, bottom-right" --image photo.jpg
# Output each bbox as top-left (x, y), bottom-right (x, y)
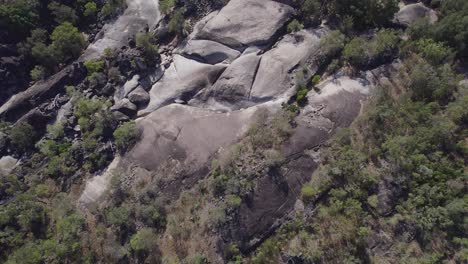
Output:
top-left (159, 0), bottom-right (175, 14)
top-left (84, 59), bottom-right (105, 75)
top-left (300, 184), bottom-right (317, 202)
top-left (287, 19), bottom-right (304, 33)
top-left (83, 2), bottom-right (97, 17)
top-left (411, 39), bottom-right (455, 66)
top-left (168, 10), bottom-right (185, 34)
top-left (30, 65), bottom-right (46, 81)
top-left (129, 228), bottom-right (158, 254)
top-left (135, 32), bottom-right (158, 60)
top-left (113, 121), bottom-right (140, 153)
top-left (295, 83), bottom-right (309, 104)
top-left (319, 30), bottom-right (345, 59)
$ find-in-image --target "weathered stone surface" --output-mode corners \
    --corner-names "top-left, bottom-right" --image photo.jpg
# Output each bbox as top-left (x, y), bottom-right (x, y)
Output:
top-left (0, 156), bottom-right (18, 176)
top-left (128, 87), bottom-right (150, 106)
top-left (0, 62), bottom-right (86, 122)
top-left (195, 0), bottom-right (294, 48)
top-left (139, 55), bottom-right (227, 116)
top-left (191, 53), bottom-right (261, 109)
top-left (393, 3), bottom-right (437, 27)
top-left (123, 74), bottom-right (140, 97)
top-left (178, 39), bottom-right (241, 64)
top-left (111, 98), bottom-right (137, 116)
top-left (250, 28), bottom-right (328, 101)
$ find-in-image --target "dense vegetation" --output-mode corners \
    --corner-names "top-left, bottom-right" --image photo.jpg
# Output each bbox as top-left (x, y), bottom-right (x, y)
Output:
top-left (1, 0), bottom-right (127, 82)
top-left (247, 0), bottom-right (468, 262)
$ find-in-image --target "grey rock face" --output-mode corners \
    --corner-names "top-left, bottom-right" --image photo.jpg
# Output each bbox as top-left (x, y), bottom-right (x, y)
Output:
top-left (138, 55), bottom-right (227, 116)
top-left (178, 39), bottom-right (241, 64)
top-left (111, 98), bottom-right (137, 117)
top-left (250, 28), bottom-right (328, 101)
top-left (192, 53), bottom-right (261, 108)
top-left (393, 3), bottom-right (437, 27)
top-left (128, 87), bottom-right (150, 106)
top-left (195, 0), bottom-right (294, 48)
top-left (122, 75), bottom-right (140, 97)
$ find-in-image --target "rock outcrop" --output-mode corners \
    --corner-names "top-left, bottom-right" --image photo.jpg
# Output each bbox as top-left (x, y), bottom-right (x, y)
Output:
top-left (139, 55), bottom-right (227, 116)
top-left (250, 28), bottom-right (328, 101)
top-left (194, 0), bottom-right (294, 48)
top-left (393, 3), bottom-right (438, 27)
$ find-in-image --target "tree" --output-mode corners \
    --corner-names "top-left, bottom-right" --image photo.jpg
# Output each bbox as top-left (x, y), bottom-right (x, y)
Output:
top-left (332, 0), bottom-right (399, 28)
top-left (10, 122), bottom-right (36, 152)
top-left (129, 228), bottom-right (158, 254)
top-left (48, 2), bottom-right (78, 24)
top-left (0, 0), bottom-right (39, 39)
top-left (83, 2), bottom-right (97, 17)
top-left (50, 22), bottom-right (86, 62)
top-left (343, 37), bottom-right (368, 66)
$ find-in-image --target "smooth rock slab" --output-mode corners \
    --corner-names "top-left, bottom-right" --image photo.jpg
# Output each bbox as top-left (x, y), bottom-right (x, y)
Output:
top-left (139, 55), bottom-right (227, 116)
top-left (195, 0), bottom-right (294, 48)
top-left (250, 28), bottom-right (328, 101)
top-left (191, 53), bottom-right (261, 109)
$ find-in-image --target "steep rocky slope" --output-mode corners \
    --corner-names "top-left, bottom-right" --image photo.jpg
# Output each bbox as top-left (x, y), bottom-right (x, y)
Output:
top-left (1, 0), bottom-right (466, 263)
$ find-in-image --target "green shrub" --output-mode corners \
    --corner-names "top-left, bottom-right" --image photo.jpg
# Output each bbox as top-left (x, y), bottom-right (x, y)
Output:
top-left (135, 32), bottom-right (158, 59)
top-left (48, 1), bottom-right (78, 24)
top-left (10, 122), bottom-right (36, 152)
top-left (129, 228), bottom-right (158, 254)
top-left (107, 67), bottom-right (121, 82)
top-left (412, 38), bottom-right (455, 66)
top-left (103, 47), bottom-right (115, 60)
top-left (83, 2), bottom-right (97, 16)
top-left (301, 184), bottom-right (317, 203)
top-left (30, 65), bottom-right (46, 81)
top-left (168, 10), bottom-right (185, 34)
top-left (287, 19), bottom-right (304, 33)
top-left (226, 194), bottom-right (242, 208)
top-left (295, 83), bottom-right (309, 104)
top-left (113, 121), bottom-right (141, 153)
top-left (46, 123), bottom-right (64, 140)
top-left (343, 37), bottom-right (368, 66)
top-left (319, 30), bottom-right (345, 59)
top-left (159, 0), bottom-right (175, 14)
top-left (84, 59), bottom-right (105, 75)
